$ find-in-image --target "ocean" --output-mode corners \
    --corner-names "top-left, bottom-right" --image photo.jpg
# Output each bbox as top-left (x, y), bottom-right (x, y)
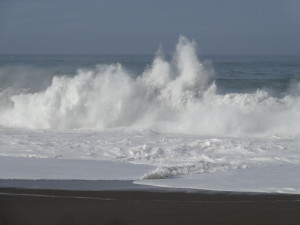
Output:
top-left (1, 36), bottom-right (300, 193)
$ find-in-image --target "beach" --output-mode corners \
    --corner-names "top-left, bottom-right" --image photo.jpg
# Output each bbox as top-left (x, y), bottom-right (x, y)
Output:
top-left (1, 187), bottom-right (300, 225)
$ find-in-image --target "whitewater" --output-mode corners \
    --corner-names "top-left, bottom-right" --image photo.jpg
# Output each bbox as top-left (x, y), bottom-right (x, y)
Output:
top-left (1, 36), bottom-right (300, 193)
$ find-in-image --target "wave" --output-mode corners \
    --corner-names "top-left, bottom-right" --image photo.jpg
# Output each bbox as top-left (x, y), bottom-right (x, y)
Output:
top-left (141, 162), bottom-right (245, 179)
top-left (0, 36), bottom-right (300, 135)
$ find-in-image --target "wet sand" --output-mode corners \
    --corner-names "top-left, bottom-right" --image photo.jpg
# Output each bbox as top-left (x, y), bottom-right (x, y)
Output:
top-left (1, 187), bottom-right (300, 225)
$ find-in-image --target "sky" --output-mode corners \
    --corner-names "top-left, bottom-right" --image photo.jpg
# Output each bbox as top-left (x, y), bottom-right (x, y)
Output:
top-left (0, 0), bottom-right (300, 55)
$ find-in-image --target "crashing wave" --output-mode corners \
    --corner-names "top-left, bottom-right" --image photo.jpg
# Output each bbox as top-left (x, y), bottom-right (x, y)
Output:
top-left (0, 36), bottom-right (300, 135)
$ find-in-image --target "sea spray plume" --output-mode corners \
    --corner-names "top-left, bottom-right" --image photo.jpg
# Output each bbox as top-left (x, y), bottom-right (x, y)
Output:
top-left (2, 64), bottom-right (139, 129)
top-left (142, 36), bottom-right (214, 109)
top-left (0, 36), bottom-right (213, 129)
top-left (173, 36), bottom-right (211, 92)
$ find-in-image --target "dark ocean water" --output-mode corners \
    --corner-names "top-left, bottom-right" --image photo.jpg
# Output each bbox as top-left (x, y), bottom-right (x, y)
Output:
top-left (1, 54), bottom-right (300, 95)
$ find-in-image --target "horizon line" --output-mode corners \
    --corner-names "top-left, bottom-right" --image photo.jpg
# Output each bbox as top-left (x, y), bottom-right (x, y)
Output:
top-left (1, 53), bottom-right (300, 57)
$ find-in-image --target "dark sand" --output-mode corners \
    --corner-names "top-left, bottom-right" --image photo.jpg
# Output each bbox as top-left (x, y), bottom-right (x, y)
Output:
top-left (1, 188), bottom-right (300, 225)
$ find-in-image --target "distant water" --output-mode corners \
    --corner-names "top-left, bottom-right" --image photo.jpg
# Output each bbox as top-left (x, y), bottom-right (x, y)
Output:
top-left (1, 36), bottom-right (300, 193)
top-left (1, 54), bottom-right (300, 95)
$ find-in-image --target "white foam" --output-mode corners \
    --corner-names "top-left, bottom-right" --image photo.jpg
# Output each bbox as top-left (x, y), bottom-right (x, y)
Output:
top-left (0, 125), bottom-right (300, 192)
top-left (136, 164), bottom-right (300, 194)
top-left (141, 162), bottom-right (245, 179)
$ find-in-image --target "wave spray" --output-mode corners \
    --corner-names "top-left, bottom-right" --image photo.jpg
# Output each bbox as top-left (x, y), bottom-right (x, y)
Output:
top-left (1, 36), bottom-right (300, 135)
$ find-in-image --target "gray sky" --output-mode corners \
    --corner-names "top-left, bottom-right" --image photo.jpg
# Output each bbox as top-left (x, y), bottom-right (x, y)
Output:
top-left (0, 0), bottom-right (299, 54)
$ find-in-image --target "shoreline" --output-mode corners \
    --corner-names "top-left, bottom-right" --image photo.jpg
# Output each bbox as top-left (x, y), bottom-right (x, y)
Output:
top-left (1, 187), bottom-right (300, 225)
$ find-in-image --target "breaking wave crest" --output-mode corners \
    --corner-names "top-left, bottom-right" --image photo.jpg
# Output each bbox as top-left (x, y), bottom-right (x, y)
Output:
top-left (1, 36), bottom-right (300, 135)
top-left (141, 162), bottom-right (246, 180)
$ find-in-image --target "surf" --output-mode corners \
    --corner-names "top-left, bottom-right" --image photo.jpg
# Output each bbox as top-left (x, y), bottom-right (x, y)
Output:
top-left (0, 36), bottom-right (300, 136)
